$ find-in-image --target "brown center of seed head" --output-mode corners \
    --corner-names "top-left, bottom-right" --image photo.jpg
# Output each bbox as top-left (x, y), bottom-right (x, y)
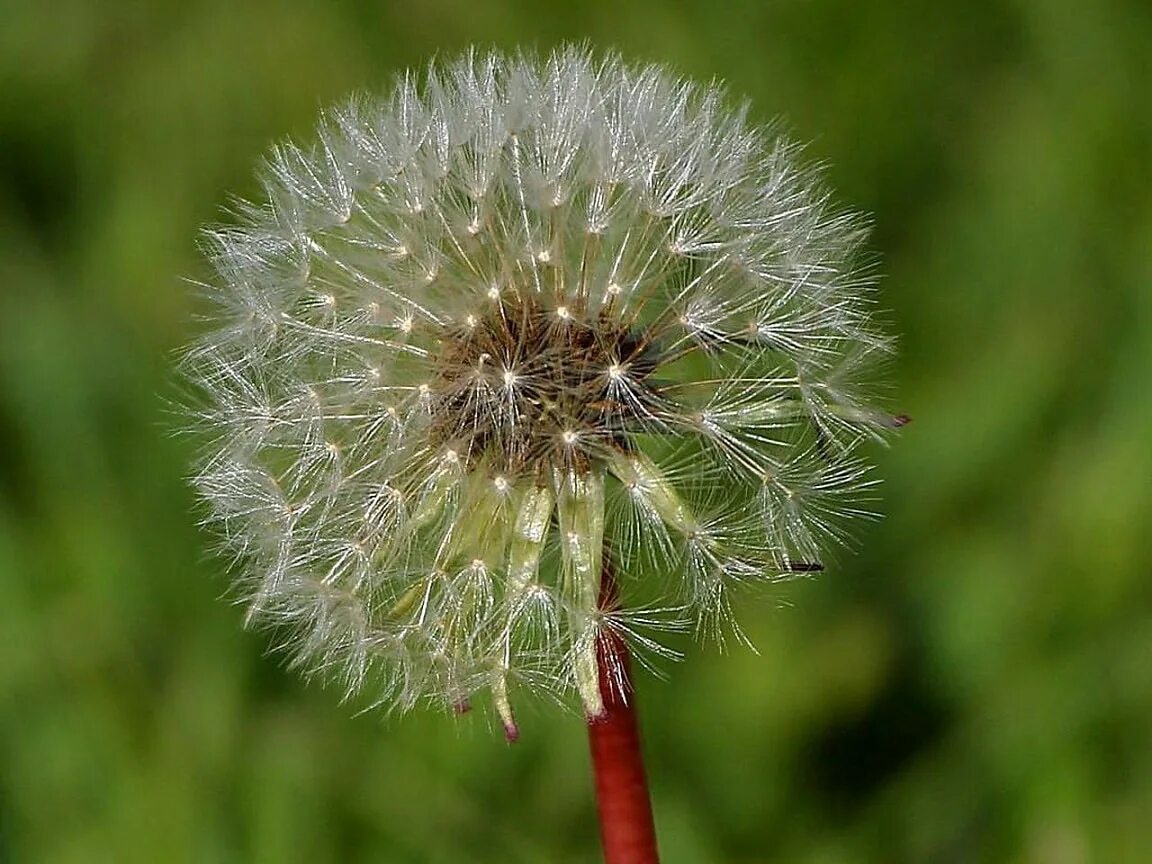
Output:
top-left (427, 296), bottom-right (661, 474)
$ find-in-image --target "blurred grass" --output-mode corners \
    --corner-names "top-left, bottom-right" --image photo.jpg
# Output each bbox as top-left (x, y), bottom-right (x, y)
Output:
top-left (2, 1), bottom-right (1150, 861)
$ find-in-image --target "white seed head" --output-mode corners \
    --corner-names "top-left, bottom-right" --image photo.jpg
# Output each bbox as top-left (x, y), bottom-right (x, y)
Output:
top-left (183, 46), bottom-right (896, 730)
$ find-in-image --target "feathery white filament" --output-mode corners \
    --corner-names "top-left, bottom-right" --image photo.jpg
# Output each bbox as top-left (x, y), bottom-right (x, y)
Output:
top-left (184, 46), bottom-right (895, 728)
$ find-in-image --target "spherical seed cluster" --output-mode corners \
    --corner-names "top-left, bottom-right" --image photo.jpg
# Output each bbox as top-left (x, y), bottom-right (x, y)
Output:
top-left (184, 47), bottom-right (896, 735)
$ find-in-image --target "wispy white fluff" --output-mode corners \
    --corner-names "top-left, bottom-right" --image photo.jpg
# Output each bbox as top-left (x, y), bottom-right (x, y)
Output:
top-left (182, 46), bottom-right (896, 736)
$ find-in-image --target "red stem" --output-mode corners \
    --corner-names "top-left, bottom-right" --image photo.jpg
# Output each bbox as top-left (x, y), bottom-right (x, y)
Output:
top-left (587, 566), bottom-right (660, 864)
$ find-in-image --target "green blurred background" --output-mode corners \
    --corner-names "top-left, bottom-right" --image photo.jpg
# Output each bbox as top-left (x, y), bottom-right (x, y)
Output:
top-left (2, 1), bottom-right (1150, 861)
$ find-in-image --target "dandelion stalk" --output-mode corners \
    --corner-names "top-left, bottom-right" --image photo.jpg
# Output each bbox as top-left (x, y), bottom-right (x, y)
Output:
top-left (588, 561), bottom-right (660, 864)
top-left (181, 46), bottom-right (896, 861)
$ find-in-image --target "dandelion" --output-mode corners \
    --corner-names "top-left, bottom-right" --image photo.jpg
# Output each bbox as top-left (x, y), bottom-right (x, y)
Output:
top-left (182, 46), bottom-right (898, 863)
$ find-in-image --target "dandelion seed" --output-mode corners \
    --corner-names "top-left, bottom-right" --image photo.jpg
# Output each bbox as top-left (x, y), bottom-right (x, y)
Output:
top-left (183, 46), bottom-right (897, 737)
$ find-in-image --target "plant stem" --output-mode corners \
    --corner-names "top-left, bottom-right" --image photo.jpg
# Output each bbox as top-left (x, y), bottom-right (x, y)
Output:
top-left (587, 565), bottom-right (660, 864)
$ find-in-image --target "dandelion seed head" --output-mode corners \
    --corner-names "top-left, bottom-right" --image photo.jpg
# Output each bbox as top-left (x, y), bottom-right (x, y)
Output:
top-left (183, 46), bottom-right (896, 728)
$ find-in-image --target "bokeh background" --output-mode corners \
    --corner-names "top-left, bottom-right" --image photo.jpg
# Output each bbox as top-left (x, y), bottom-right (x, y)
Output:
top-left (2, 1), bottom-right (1150, 862)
